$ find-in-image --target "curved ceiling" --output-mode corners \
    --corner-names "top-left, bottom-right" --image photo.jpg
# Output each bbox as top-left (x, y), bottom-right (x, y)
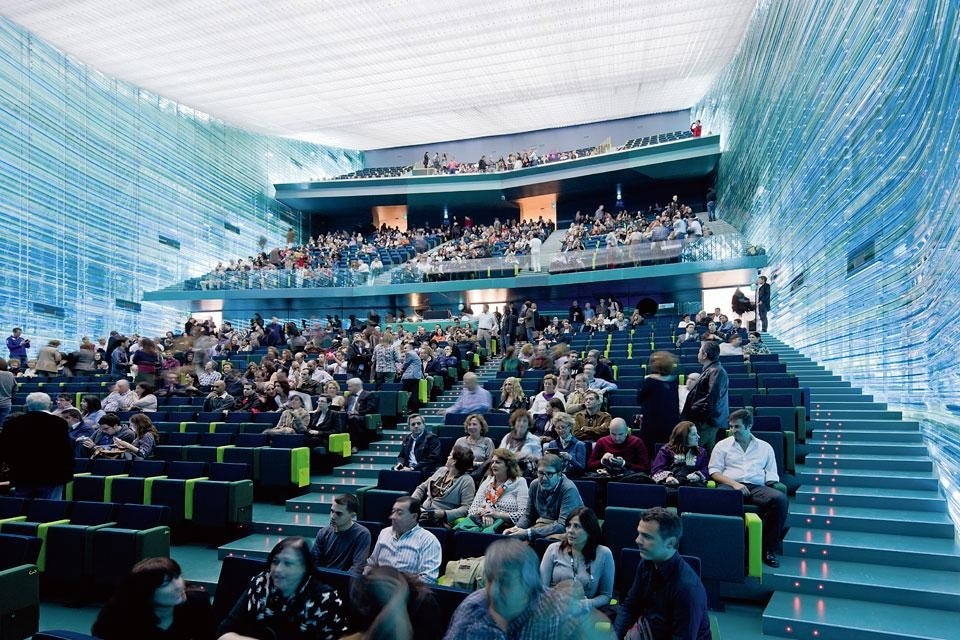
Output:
top-left (2, 0), bottom-right (755, 150)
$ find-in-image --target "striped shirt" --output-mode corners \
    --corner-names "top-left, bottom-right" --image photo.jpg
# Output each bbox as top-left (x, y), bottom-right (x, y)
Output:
top-left (366, 524), bottom-right (441, 584)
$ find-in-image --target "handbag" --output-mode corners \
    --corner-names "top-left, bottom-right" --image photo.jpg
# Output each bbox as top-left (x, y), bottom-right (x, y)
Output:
top-left (442, 556), bottom-right (486, 590)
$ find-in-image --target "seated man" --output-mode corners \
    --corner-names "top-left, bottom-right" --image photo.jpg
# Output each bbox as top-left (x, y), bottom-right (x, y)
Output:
top-left (395, 414), bottom-right (442, 476)
top-left (613, 508), bottom-right (711, 640)
top-left (344, 377), bottom-right (379, 452)
top-left (718, 334), bottom-right (743, 357)
top-left (101, 379), bottom-right (137, 413)
top-left (572, 390), bottom-right (612, 442)
top-left (443, 372), bottom-right (492, 415)
top-left (587, 418), bottom-right (650, 474)
top-left (444, 539), bottom-right (607, 640)
top-left (311, 493), bottom-right (371, 574)
top-left (365, 497), bottom-right (441, 585)
top-left (203, 380), bottom-right (236, 413)
top-left (504, 454), bottom-right (583, 541)
top-left (709, 408), bottom-right (788, 567)
top-left (78, 412), bottom-right (135, 457)
top-left (584, 363), bottom-right (617, 392)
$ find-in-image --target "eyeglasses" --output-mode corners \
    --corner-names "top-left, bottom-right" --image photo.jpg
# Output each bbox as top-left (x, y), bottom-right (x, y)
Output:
top-left (537, 470), bottom-right (559, 478)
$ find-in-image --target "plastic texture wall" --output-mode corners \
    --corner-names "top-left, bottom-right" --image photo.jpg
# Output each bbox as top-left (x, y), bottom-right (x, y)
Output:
top-left (0, 18), bottom-right (362, 349)
top-left (696, 0), bottom-right (960, 518)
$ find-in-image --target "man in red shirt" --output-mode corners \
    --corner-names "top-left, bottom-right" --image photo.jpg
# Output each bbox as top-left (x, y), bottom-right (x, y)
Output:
top-left (587, 417), bottom-right (650, 473)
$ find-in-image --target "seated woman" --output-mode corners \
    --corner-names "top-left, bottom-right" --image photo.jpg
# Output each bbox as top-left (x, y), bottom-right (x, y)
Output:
top-left (217, 537), bottom-right (347, 640)
top-left (453, 413), bottom-right (496, 475)
top-left (651, 421), bottom-right (709, 487)
top-left (497, 376), bottom-right (528, 413)
top-left (322, 379), bottom-right (346, 410)
top-left (498, 409), bottom-right (542, 478)
top-left (743, 330), bottom-right (771, 357)
top-left (529, 374), bottom-right (566, 433)
top-left (92, 556), bottom-right (215, 640)
top-left (638, 351), bottom-right (680, 456)
top-left (411, 445), bottom-right (476, 527)
top-left (132, 382), bottom-right (158, 412)
top-left (543, 412), bottom-right (587, 477)
top-left (539, 507), bottom-right (615, 611)
top-left (463, 448), bottom-right (529, 532)
top-left (263, 394), bottom-right (311, 435)
top-left (555, 365), bottom-right (575, 396)
top-left (499, 345), bottom-right (522, 375)
top-left (113, 413), bottom-right (160, 460)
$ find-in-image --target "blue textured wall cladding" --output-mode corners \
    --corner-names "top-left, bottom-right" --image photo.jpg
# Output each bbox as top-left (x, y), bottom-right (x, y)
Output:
top-left (697, 1), bottom-right (960, 518)
top-left (0, 18), bottom-right (362, 349)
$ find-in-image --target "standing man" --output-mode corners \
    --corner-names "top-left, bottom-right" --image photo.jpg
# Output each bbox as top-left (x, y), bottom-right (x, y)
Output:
top-left (523, 301), bottom-right (538, 344)
top-left (613, 508), bottom-right (711, 639)
top-left (6, 328), bottom-right (29, 368)
top-left (0, 392), bottom-right (73, 499)
top-left (0, 358), bottom-right (16, 427)
top-left (709, 409), bottom-right (788, 567)
top-left (475, 304), bottom-right (497, 353)
top-left (529, 233), bottom-right (543, 273)
top-left (366, 497), bottom-right (442, 584)
top-left (395, 414), bottom-right (442, 477)
top-left (756, 275), bottom-right (771, 332)
top-left (681, 341), bottom-right (729, 451)
top-left (569, 300), bottom-right (584, 334)
top-left (345, 378), bottom-right (379, 453)
top-left (311, 494), bottom-right (371, 574)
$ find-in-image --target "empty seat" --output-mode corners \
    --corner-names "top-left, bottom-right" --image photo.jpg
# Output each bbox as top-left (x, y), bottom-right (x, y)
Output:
top-left (0, 532), bottom-right (42, 639)
top-left (91, 504), bottom-right (171, 589)
top-left (192, 463), bottom-right (254, 528)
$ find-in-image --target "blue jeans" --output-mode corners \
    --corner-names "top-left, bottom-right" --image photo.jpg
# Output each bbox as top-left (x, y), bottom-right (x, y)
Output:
top-left (0, 405), bottom-right (9, 429)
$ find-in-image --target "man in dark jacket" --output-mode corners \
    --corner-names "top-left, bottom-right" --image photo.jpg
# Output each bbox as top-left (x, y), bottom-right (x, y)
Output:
top-left (681, 341), bottom-right (729, 451)
top-left (395, 414), bottom-right (442, 477)
top-left (0, 392), bottom-right (74, 499)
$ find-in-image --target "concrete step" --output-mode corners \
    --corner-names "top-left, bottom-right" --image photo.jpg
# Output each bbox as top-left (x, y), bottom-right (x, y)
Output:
top-left (809, 393), bottom-right (875, 403)
top-left (219, 533), bottom-right (287, 561)
top-left (813, 429), bottom-right (923, 443)
top-left (804, 453), bottom-right (933, 472)
top-left (806, 441), bottom-right (928, 456)
top-left (789, 504), bottom-right (955, 538)
top-left (802, 380), bottom-right (852, 388)
top-left (309, 474), bottom-right (377, 491)
top-left (794, 374), bottom-right (844, 382)
top-left (335, 462), bottom-right (394, 479)
top-left (285, 491), bottom-right (342, 515)
top-left (810, 419), bottom-right (919, 431)
top-left (795, 485), bottom-right (947, 513)
top-left (799, 467), bottom-right (939, 490)
top-left (809, 410), bottom-right (903, 421)
top-left (768, 556), bottom-right (960, 612)
top-left (783, 528), bottom-right (960, 571)
top-left (252, 509), bottom-right (327, 536)
top-left (810, 401), bottom-right (888, 411)
top-left (354, 451), bottom-right (400, 465)
top-left (369, 441), bottom-right (403, 454)
top-left (763, 591), bottom-right (960, 640)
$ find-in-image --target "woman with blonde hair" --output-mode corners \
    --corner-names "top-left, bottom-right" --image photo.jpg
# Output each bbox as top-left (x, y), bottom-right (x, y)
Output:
top-left (497, 377), bottom-right (527, 413)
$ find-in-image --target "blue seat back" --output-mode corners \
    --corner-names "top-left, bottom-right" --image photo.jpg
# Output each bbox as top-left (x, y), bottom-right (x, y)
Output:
top-left (166, 461), bottom-right (207, 480)
top-left (377, 470), bottom-right (421, 492)
top-left (208, 462), bottom-right (250, 481)
top-left (677, 486), bottom-right (743, 516)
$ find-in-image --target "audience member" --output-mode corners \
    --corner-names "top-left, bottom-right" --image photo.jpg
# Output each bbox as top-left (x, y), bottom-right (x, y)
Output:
top-left (396, 414), bottom-right (442, 476)
top-left (454, 413), bottom-right (496, 475)
top-left (102, 379), bottom-right (137, 413)
top-left (0, 392), bottom-right (73, 499)
top-left (709, 409), bottom-right (788, 567)
top-left (6, 327), bottom-right (29, 368)
top-left (499, 409), bottom-right (543, 477)
top-left (544, 412), bottom-right (587, 476)
top-left (587, 418), bottom-right (650, 474)
top-left (444, 371), bottom-right (492, 414)
top-left (218, 537), bottom-right (347, 640)
top-left (504, 453), bottom-right (583, 541)
top-left (496, 376), bottom-right (528, 413)
top-left (366, 497), bottom-right (442, 584)
top-left (0, 358), bottom-right (16, 427)
top-left (92, 557), bottom-right (215, 640)
top-left (113, 413), bottom-right (160, 460)
top-left (444, 539), bottom-right (607, 640)
top-left (464, 448), bottom-right (529, 533)
top-left (346, 567), bottom-right (441, 640)
top-left (680, 341), bottom-right (729, 451)
top-left (651, 421), bottom-right (709, 487)
top-left (310, 494), bottom-right (371, 574)
top-left (638, 351), bottom-right (680, 455)
top-left (573, 390), bottom-right (612, 442)
top-left (411, 445), bottom-right (476, 527)
top-left (584, 363), bottom-right (617, 392)
top-left (613, 508), bottom-right (711, 639)
top-left (539, 506), bottom-right (615, 610)
top-left (344, 377), bottom-right (379, 452)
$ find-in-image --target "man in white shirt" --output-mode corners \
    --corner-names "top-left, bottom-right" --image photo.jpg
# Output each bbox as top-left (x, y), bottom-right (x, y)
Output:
top-left (718, 334), bottom-right (744, 357)
top-left (475, 304), bottom-right (497, 353)
top-left (709, 408), bottom-right (788, 567)
top-left (365, 497), bottom-right (442, 584)
top-left (101, 379), bottom-right (137, 413)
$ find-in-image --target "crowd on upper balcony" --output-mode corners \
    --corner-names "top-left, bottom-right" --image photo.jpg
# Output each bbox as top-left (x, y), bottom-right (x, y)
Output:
top-left (197, 225), bottom-right (442, 290)
top-left (561, 196), bottom-right (706, 253)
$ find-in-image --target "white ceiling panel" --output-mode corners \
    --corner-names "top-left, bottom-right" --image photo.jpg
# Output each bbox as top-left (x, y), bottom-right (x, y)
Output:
top-left (2, 0), bottom-right (755, 149)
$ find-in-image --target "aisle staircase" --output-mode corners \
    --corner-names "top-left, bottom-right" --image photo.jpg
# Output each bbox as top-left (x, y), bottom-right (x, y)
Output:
top-left (759, 336), bottom-right (960, 640)
top-left (217, 356), bottom-right (503, 562)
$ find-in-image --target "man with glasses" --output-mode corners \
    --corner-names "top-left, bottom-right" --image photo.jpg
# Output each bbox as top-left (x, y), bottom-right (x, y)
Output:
top-left (504, 453), bottom-right (583, 541)
top-left (395, 414), bottom-right (442, 477)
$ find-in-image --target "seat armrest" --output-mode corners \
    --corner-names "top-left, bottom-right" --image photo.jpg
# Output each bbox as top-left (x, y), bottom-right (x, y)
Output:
top-left (745, 512), bottom-right (763, 579)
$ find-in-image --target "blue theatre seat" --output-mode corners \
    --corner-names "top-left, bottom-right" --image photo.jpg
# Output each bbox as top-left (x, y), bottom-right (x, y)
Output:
top-left (91, 504), bottom-right (171, 589)
top-left (0, 532), bottom-right (42, 640)
top-left (192, 463), bottom-right (254, 529)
